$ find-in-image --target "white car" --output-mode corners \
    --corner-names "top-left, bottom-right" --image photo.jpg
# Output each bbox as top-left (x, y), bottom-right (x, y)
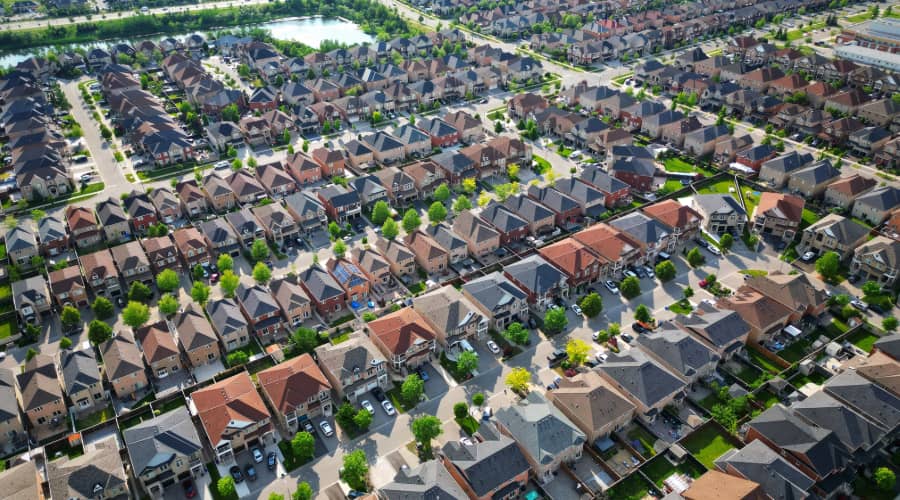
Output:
top-left (595, 352), bottom-right (608, 363)
top-left (571, 304), bottom-right (583, 315)
top-left (459, 437), bottom-right (474, 446)
top-left (319, 421), bottom-right (334, 437)
top-left (360, 400), bottom-right (375, 414)
top-left (623, 269), bottom-right (638, 279)
top-left (592, 331), bottom-right (602, 341)
top-left (252, 448), bottom-right (263, 463)
top-left (706, 245), bottom-right (722, 256)
top-left (487, 340), bottom-right (501, 354)
top-left (604, 280), bottom-right (619, 294)
top-left (381, 400), bottom-right (396, 416)
top-left (801, 251), bottom-right (816, 262)
top-left (643, 266), bottom-right (655, 279)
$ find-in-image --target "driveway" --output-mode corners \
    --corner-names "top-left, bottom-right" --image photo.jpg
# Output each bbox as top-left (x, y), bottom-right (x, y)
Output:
top-left (162, 472), bottom-right (212, 500)
top-left (419, 363), bottom-right (449, 399)
top-left (192, 360), bottom-right (226, 383)
top-left (217, 444), bottom-right (284, 498)
top-left (572, 455), bottom-right (614, 493)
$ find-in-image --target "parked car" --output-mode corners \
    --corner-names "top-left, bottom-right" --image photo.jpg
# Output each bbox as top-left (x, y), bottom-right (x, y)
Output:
top-left (360, 400), bottom-right (375, 414)
top-left (620, 333), bottom-right (634, 343)
top-left (706, 245), bottom-right (722, 256)
top-left (632, 322), bottom-right (650, 334)
top-left (643, 266), bottom-right (655, 279)
top-left (487, 340), bottom-right (501, 354)
top-left (319, 420), bottom-right (334, 437)
top-left (182, 479), bottom-right (197, 498)
top-left (623, 269), bottom-right (638, 279)
top-left (850, 299), bottom-right (868, 312)
top-left (801, 251), bottom-right (816, 262)
top-left (302, 420), bottom-right (315, 435)
top-left (571, 304), bottom-right (583, 315)
top-left (416, 367), bottom-right (430, 382)
top-left (371, 387), bottom-right (386, 402)
top-left (229, 466), bottom-right (243, 483)
top-left (267, 452), bottom-right (277, 470)
top-left (547, 349), bottom-right (567, 366)
top-left (604, 280), bottom-right (619, 294)
top-left (252, 447), bottom-right (263, 463)
top-left (244, 464), bottom-right (257, 481)
top-left (381, 400), bottom-right (396, 416)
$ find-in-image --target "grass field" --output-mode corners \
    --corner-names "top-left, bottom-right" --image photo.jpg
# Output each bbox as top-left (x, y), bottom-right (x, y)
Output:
top-left (801, 208), bottom-right (819, 229)
top-left (75, 404), bottom-right (115, 430)
top-left (755, 389), bottom-right (780, 409)
top-left (778, 336), bottom-right (815, 363)
top-left (668, 300), bottom-right (693, 315)
top-left (847, 329), bottom-right (880, 353)
top-left (641, 455), bottom-right (706, 487)
top-left (746, 347), bottom-right (783, 375)
top-left (607, 474), bottom-right (653, 500)
top-left (627, 425), bottom-right (658, 458)
top-left (682, 426), bottom-right (736, 469)
top-left (698, 179), bottom-right (737, 196)
top-left (0, 317), bottom-right (13, 339)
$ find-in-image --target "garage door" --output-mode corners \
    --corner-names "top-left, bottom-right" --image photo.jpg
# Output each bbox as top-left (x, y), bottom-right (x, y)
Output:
top-left (354, 387), bottom-right (366, 399)
top-left (366, 381), bottom-right (378, 391)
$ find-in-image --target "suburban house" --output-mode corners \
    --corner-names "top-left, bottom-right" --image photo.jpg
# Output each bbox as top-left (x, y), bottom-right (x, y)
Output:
top-left (236, 283), bottom-right (285, 342)
top-left (80, 248), bottom-right (122, 298)
top-left (317, 184), bottom-right (362, 223)
top-left (674, 302), bottom-right (752, 359)
top-left (549, 370), bottom-right (636, 443)
top-left (538, 238), bottom-right (606, 293)
top-left (206, 298), bottom-right (251, 351)
top-left (173, 305), bottom-right (223, 368)
top-left (123, 190), bottom-right (158, 234)
top-left (16, 354), bottom-right (66, 435)
top-left (758, 151), bottom-right (815, 187)
top-left (380, 460), bottom-right (468, 500)
top-left (717, 288), bottom-right (794, 343)
top-left (525, 186), bottom-right (581, 227)
top-left (452, 211), bottom-right (501, 259)
top-left (12, 275), bottom-right (51, 326)
top-left (642, 199), bottom-right (703, 245)
top-left (101, 331), bottom-right (149, 401)
top-left (96, 197), bottom-right (131, 243)
top-left (198, 217), bottom-right (241, 258)
top-left (172, 227), bottom-right (212, 269)
top-left (47, 437), bottom-right (129, 500)
top-left (326, 258), bottom-right (372, 305)
top-left (284, 191), bottom-right (328, 234)
top-left (851, 236), bottom-right (900, 290)
top-left (252, 202), bottom-right (299, 248)
top-left (787, 160), bottom-right (841, 199)
top-left (578, 166), bottom-right (632, 207)
top-left (799, 214), bottom-right (870, 261)
top-left (553, 178), bottom-right (608, 218)
top-left (573, 223), bottom-right (643, 279)
top-left (851, 187), bottom-right (900, 225)
top-left (367, 307), bottom-right (438, 377)
top-left (405, 230), bottom-right (450, 275)
top-left (375, 238), bottom-right (417, 277)
top-left (65, 205), bottom-right (102, 249)
top-left (824, 174), bottom-right (877, 210)
top-left (0, 369), bottom-right (25, 461)
top-left (751, 192), bottom-right (805, 242)
top-left (715, 440), bottom-right (816, 500)
top-left (425, 223), bottom-right (469, 265)
top-left (744, 272), bottom-right (828, 324)
top-left (314, 332), bottom-right (389, 402)
top-left (635, 322), bottom-right (720, 385)
top-left (109, 240), bottom-right (153, 288)
top-left (257, 353), bottom-right (333, 431)
top-left (193, 372), bottom-right (274, 463)
top-left (351, 247), bottom-right (393, 289)
top-left (176, 180), bottom-right (210, 218)
top-left (414, 286), bottom-right (488, 349)
top-left (503, 255), bottom-right (569, 311)
top-left (37, 215), bottom-right (69, 257)
top-left (135, 320), bottom-right (183, 380)
top-left (503, 194), bottom-right (556, 236)
top-left (596, 346), bottom-right (687, 423)
top-left (299, 264), bottom-right (347, 317)
top-left (438, 423), bottom-right (531, 500)
top-left (270, 276), bottom-right (312, 328)
top-left (691, 194), bottom-right (747, 235)
top-left (58, 348), bottom-right (105, 415)
top-left (481, 202), bottom-right (529, 245)
top-left (609, 212), bottom-right (676, 263)
top-left (5, 226), bottom-right (38, 268)
top-left (123, 407), bottom-right (204, 498)
top-left (141, 235), bottom-right (181, 273)
top-left (47, 265), bottom-right (89, 309)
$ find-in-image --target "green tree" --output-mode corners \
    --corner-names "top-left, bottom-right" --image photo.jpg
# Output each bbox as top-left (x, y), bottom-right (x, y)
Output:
top-left (815, 251), bottom-right (841, 282)
top-left (193, 265), bottom-right (206, 281)
top-left (883, 316), bottom-right (898, 332)
top-left (507, 163), bottom-right (520, 181)
top-left (270, 494), bottom-right (284, 500)
top-left (335, 402), bottom-right (357, 432)
top-left (190, 281), bottom-right (210, 305)
top-left (503, 322), bottom-right (529, 345)
top-left (122, 301), bottom-right (150, 329)
top-left (353, 408), bottom-right (372, 430)
top-left (472, 393), bottom-right (485, 406)
top-left (862, 281), bottom-right (882, 297)
top-left (371, 200), bottom-right (391, 225)
top-left (543, 307), bottom-right (568, 333)
top-left (128, 281), bottom-right (153, 302)
top-left (217, 476), bottom-right (236, 500)
top-left (687, 247), bottom-right (705, 267)
top-left (505, 367), bottom-right (530, 393)
top-left (453, 402), bottom-right (469, 420)
top-left (566, 338), bottom-right (590, 366)
top-left (60, 305), bottom-right (81, 331)
top-left (655, 260), bottom-right (677, 281)
top-left (634, 304), bottom-right (652, 324)
top-left (156, 268), bottom-right (179, 293)
top-left (452, 196), bottom-right (472, 213)
top-left (457, 350), bottom-right (479, 374)
top-left (828, 293), bottom-right (851, 307)
top-left (292, 327), bottom-right (318, 354)
top-left (401, 374), bottom-right (424, 407)
top-left (579, 292), bottom-right (603, 318)
top-left (719, 233), bottom-right (733, 250)
top-left (328, 221), bottom-right (342, 240)
top-left (88, 320), bottom-right (113, 345)
top-left (411, 415), bottom-right (443, 456)
top-left (620, 276), bottom-right (641, 299)
top-left (382, 217), bottom-right (399, 240)
top-left (158, 293), bottom-right (179, 316)
top-left (333, 239), bottom-right (347, 258)
top-left (341, 450), bottom-right (369, 491)
top-left (433, 183), bottom-right (451, 203)
top-left (683, 286), bottom-right (694, 299)
top-left (402, 209), bottom-right (421, 233)
top-left (227, 351), bottom-right (249, 366)
top-left (293, 482), bottom-right (313, 500)
top-left (59, 337), bottom-right (72, 350)
top-left (251, 239), bottom-right (270, 262)
top-left (91, 296), bottom-right (114, 320)
top-left (253, 261), bottom-right (272, 284)
top-left (427, 201), bottom-right (447, 225)
top-left (291, 431), bottom-right (315, 462)
top-left (462, 178), bottom-right (477, 194)
top-left (25, 348), bottom-right (37, 362)
top-left (875, 467), bottom-right (896, 492)
top-left (220, 270), bottom-right (239, 298)
top-left (217, 253), bottom-right (234, 272)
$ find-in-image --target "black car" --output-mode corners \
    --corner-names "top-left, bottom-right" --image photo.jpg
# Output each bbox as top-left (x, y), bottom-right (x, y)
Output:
top-left (632, 322), bottom-right (649, 334)
top-left (775, 241), bottom-right (787, 251)
top-left (371, 387), bottom-right (386, 402)
top-left (869, 304), bottom-right (886, 315)
top-left (267, 452), bottom-right (277, 470)
top-left (244, 464), bottom-right (257, 481)
top-left (547, 349), bottom-right (567, 366)
top-left (302, 420), bottom-right (315, 435)
top-left (229, 465), bottom-right (243, 483)
top-left (621, 333), bottom-right (634, 343)
top-left (116, 296), bottom-right (126, 308)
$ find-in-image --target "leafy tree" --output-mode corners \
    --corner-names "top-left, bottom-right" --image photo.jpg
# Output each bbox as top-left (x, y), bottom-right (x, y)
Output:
top-left (341, 450), bottom-right (369, 491)
top-left (88, 320), bottom-right (113, 345)
top-left (227, 351), bottom-right (249, 366)
top-left (158, 293), bottom-right (179, 316)
top-left (452, 196), bottom-right (472, 213)
top-left (192, 265), bottom-right (205, 281)
top-left (335, 402), bottom-right (357, 432)
top-left (566, 338), bottom-right (590, 366)
top-left (382, 218), bottom-right (399, 240)
top-left (631, 306), bottom-right (651, 325)
top-left (217, 476), bottom-right (236, 500)
top-left (293, 482), bottom-right (313, 500)
top-left (655, 260), bottom-right (676, 282)
top-left (842, 303), bottom-right (862, 319)
top-left (402, 209), bottom-right (421, 233)
top-left (270, 494), bottom-right (285, 500)
top-left (217, 253), bottom-right (234, 272)
top-left (60, 305), bottom-right (81, 330)
top-left (433, 183), bottom-right (451, 203)
top-left (883, 316), bottom-right (898, 332)
top-left (494, 182), bottom-right (519, 201)
top-left (59, 337), bottom-right (72, 350)
top-left (353, 408), bottom-right (372, 430)
top-left (815, 251), bottom-right (841, 282)
top-left (427, 201), bottom-right (447, 225)
top-left (719, 233), bottom-right (733, 250)
top-left (828, 293), bottom-right (851, 307)
top-left (472, 393), bottom-right (485, 406)
top-left (290, 431), bottom-right (315, 462)
top-left (457, 351), bottom-right (479, 374)
top-left (543, 307), bottom-right (568, 333)
top-left (504, 322), bottom-right (529, 345)
top-left (251, 239), bottom-right (270, 262)
top-left (875, 467), bottom-right (896, 492)
top-left (156, 268), bottom-right (180, 293)
top-left (128, 281), bottom-right (153, 302)
top-left (371, 200), bottom-right (391, 225)
top-left (683, 286), bottom-right (694, 299)
top-left (333, 239), bottom-right (347, 258)
top-left (25, 348), bottom-right (37, 362)
top-left (506, 163), bottom-right (520, 181)
top-left (620, 276), bottom-right (641, 299)
top-left (328, 221), bottom-right (342, 240)
top-left (862, 281), bottom-right (882, 297)
top-left (454, 402), bottom-right (469, 419)
top-left (411, 415), bottom-right (442, 456)
top-left (579, 292), bottom-right (603, 318)
top-left (477, 192), bottom-right (491, 207)
top-left (401, 374), bottom-right (424, 407)
top-left (216, 269), bottom-right (237, 298)
top-left (91, 296), bottom-right (114, 320)
top-left (462, 178), bottom-right (476, 194)
top-left (687, 247), bottom-right (705, 267)
top-left (122, 301), bottom-right (150, 329)
top-left (190, 281), bottom-right (210, 305)
top-left (292, 327), bottom-right (318, 354)
top-left (505, 367), bottom-right (530, 393)
top-left (252, 262), bottom-right (272, 284)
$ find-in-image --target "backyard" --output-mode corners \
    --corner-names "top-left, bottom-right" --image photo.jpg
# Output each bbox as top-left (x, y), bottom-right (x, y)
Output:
top-left (778, 336), bottom-right (815, 363)
top-left (847, 328), bottom-right (880, 353)
top-left (606, 474), bottom-right (654, 500)
top-left (745, 347), bottom-right (783, 375)
top-left (663, 157), bottom-right (717, 177)
top-left (792, 370), bottom-right (830, 388)
top-left (681, 425), bottom-right (736, 469)
top-left (641, 455), bottom-right (706, 487)
top-left (74, 404), bottom-right (115, 431)
top-left (727, 360), bottom-right (768, 388)
top-left (754, 389), bottom-right (780, 409)
top-left (626, 425), bottom-right (658, 458)
top-left (698, 179), bottom-right (737, 196)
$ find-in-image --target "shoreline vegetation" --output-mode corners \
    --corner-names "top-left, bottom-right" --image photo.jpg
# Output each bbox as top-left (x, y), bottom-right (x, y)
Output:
top-left (0, 0), bottom-right (413, 53)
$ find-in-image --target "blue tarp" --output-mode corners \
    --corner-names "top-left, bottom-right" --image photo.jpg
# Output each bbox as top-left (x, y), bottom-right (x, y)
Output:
top-left (350, 301), bottom-right (360, 309)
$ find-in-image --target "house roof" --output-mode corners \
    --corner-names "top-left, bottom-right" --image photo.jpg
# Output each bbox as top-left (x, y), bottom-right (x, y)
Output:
top-left (504, 255), bottom-right (566, 296)
top-left (503, 194), bottom-right (554, 224)
top-left (270, 277), bottom-right (311, 313)
top-left (193, 372), bottom-right (271, 448)
top-left (495, 391), bottom-right (586, 465)
top-left (38, 215), bottom-right (66, 243)
top-left (805, 213), bottom-right (869, 244)
top-left (792, 160), bottom-right (840, 187)
top-left (874, 333), bottom-right (900, 361)
top-left (47, 437), bottom-right (128, 500)
top-left (641, 199), bottom-right (702, 230)
top-left (16, 353), bottom-right (62, 411)
top-left (314, 332), bottom-right (385, 381)
top-left (682, 470), bottom-right (765, 500)
top-left (824, 370), bottom-right (900, 431)
top-left (258, 353), bottom-right (331, 415)
top-left (538, 238), bottom-right (605, 279)
top-left (609, 212), bottom-right (670, 246)
top-left (380, 459), bottom-right (468, 500)
top-left (762, 151), bottom-right (814, 174)
top-left (5, 225), bottom-right (36, 253)
top-left (452, 210), bottom-right (500, 244)
top-left (597, 346), bottom-right (686, 410)
top-left (793, 390), bottom-right (886, 453)
top-left (754, 192), bottom-right (804, 223)
top-left (550, 370), bottom-right (635, 435)
top-left (109, 239), bottom-right (150, 273)
top-left (174, 304), bottom-right (219, 351)
top-left (481, 202), bottom-right (528, 233)
top-left (368, 307), bottom-right (437, 356)
top-left (826, 174), bottom-right (877, 197)
top-left (675, 302), bottom-right (751, 351)
top-left (135, 320), bottom-right (179, 365)
top-left (578, 166), bottom-right (629, 194)
top-left (96, 197), bottom-right (128, 226)
top-left (236, 283), bottom-right (281, 319)
top-left (745, 271), bottom-right (827, 315)
top-left (440, 424), bottom-right (530, 497)
top-left (0, 368), bottom-right (19, 423)
top-left (692, 193), bottom-right (746, 217)
top-left (59, 348), bottom-right (101, 395)
top-left (855, 187), bottom-right (900, 212)
top-left (573, 223), bottom-right (638, 261)
top-left (205, 298), bottom-right (248, 337)
top-left (122, 406), bottom-right (202, 477)
top-left (101, 331), bottom-right (145, 381)
top-left (199, 216), bottom-right (239, 245)
top-left (462, 271), bottom-right (528, 315)
top-left (413, 287), bottom-right (485, 337)
top-left (716, 440), bottom-right (814, 500)
top-left (636, 322), bottom-right (719, 378)
top-left (299, 264), bottom-right (345, 302)
top-left (0, 460), bottom-right (42, 500)
top-left (718, 287), bottom-right (793, 331)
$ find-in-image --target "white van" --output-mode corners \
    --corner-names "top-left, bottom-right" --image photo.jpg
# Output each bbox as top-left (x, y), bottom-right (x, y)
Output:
top-left (458, 339), bottom-right (475, 353)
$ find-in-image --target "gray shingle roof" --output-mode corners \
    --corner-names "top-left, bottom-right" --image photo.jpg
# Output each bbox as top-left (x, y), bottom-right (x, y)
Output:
top-left (579, 166), bottom-right (629, 194)
top-left (676, 303), bottom-right (751, 350)
top-left (462, 271), bottom-right (527, 315)
top-left (792, 160), bottom-right (840, 186)
top-left (635, 323), bottom-right (718, 378)
top-left (481, 202), bottom-right (528, 233)
top-left (299, 265), bottom-right (345, 301)
top-left (38, 215), bottom-right (66, 244)
top-left (793, 390), bottom-right (886, 453)
top-left (60, 348), bottom-right (101, 395)
top-left (824, 370), bottom-right (900, 431)
top-left (715, 440), bottom-right (814, 499)
top-left (854, 186), bottom-right (900, 212)
top-left (5, 225), bottom-right (36, 253)
top-left (0, 368), bottom-right (19, 422)
top-left (805, 214), bottom-right (869, 243)
top-left (206, 298), bottom-right (248, 337)
top-left (440, 424), bottom-right (530, 497)
top-left (453, 210), bottom-right (500, 243)
top-left (494, 392), bottom-right (586, 465)
top-left (597, 346), bottom-right (686, 410)
top-left (425, 223), bottom-right (467, 254)
top-left (503, 194), bottom-right (554, 224)
top-left (504, 255), bottom-right (566, 296)
top-left (380, 459), bottom-right (468, 500)
top-left (874, 333), bottom-right (900, 360)
top-left (692, 194), bottom-right (747, 217)
top-left (122, 406), bottom-right (202, 477)
top-left (762, 151), bottom-right (815, 174)
top-left (237, 283), bottom-right (281, 319)
top-left (609, 212), bottom-right (670, 246)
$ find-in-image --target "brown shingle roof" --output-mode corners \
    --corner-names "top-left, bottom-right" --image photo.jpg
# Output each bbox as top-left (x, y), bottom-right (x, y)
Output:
top-left (683, 470), bottom-right (767, 500)
top-left (135, 320), bottom-right (179, 364)
top-left (193, 372), bottom-right (271, 447)
top-left (642, 199), bottom-right (702, 230)
top-left (754, 193), bottom-right (804, 223)
top-left (257, 354), bottom-right (331, 414)
top-left (538, 238), bottom-right (605, 278)
top-left (827, 174), bottom-right (877, 197)
top-left (368, 307), bottom-right (437, 356)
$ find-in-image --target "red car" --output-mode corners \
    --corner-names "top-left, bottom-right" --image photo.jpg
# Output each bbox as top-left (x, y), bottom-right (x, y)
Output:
top-left (182, 479), bottom-right (197, 498)
top-left (698, 279), bottom-right (708, 288)
top-left (209, 273), bottom-right (219, 284)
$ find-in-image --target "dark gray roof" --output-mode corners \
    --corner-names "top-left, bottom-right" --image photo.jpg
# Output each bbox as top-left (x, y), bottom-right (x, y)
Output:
top-left (197, 217), bottom-right (237, 245)
top-left (793, 390), bottom-right (886, 453)
top-left (0, 368), bottom-right (19, 422)
top-left (503, 194), bottom-right (554, 224)
top-left (715, 440), bottom-right (815, 499)
top-left (553, 178), bottom-right (606, 211)
top-left (319, 184), bottom-right (360, 208)
top-left (579, 165), bottom-right (630, 193)
top-left (676, 303), bottom-right (750, 350)
top-left (432, 151), bottom-right (475, 174)
top-left (299, 265), bottom-right (344, 301)
top-left (635, 323), bottom-right (718, 378)
top-left (11, 275), bottom-right (48, 313)
top-left (96, 197), bottom-right (128, 226)
top-left (792, 160), bottom-right (840, 186)
top-left (236, 283), bottom-right (281, 319)
top-left (59, 348), bottom-right (101, 395)
top-left (417, 117), bottom-right (458, 138)
top-left (38, 215), bottom-right (66, 244)
top-left (440, 424), bottom-right (530, 497)
top-left (825, 370), bottom-right (900, 431)
top-left (5, 225), bottom-right (36, 253)
top-left (393, 124), bottom-right (431, 146)
top-left (874, 333), bottom-right (900, 360)
top-left (47, 437), bottom-right (127, 500)
top-left (363, 131), bottom-right (404, 153)
top-left (481, 202), bottom-right (528, 233)
top-left (597, 347), bottom-right (686, 409)
top-left (206, 298), bottom-right (248, 336)
top-left (693, 194), bottom-right (747, 217)
top-left (504, 255), bottom-right (566, 296)
top-left (855, 186), bottom-right (900, 212)
top-left (224, 207), bottom-right (262, 237)
top-left (314, 332), bottom-right (384, 380)
top-left (494, 392), bottom-right (585, 465)
top-left (425, 223), bottom-right (467, 254)
top-left (462, 271), bottom-right (528, 315)
top-left (762, 151), bottom-right (815, 174)
top-left (452, 211), bottom-right (500, 243)
top-left (611, 156), bottom-right (656, 177)
top-left (349, 175), bottom-right (387, 200)
top-left (284, 191), bottom-right (325, 220)
top-left (380, 459), bottom-right (468, 500)
top-left (609, 212), bottom-right (670, 246)
top-left (122, 407), bottom-right (202, 477)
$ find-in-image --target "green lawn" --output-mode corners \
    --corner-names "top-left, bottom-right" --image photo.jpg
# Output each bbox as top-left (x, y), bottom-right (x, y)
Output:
top-left (739, 187), bottom-right (759, 216)
top-left (641, 455), bottom-right (706, 487)
top-left (746, 347), bottom-right (783, 375)
top-left (154, 396), bottom-right (186, 415)
top-left (779, 337), bottom-right (815, 363)
top-left (668, 300), bottom-right (693, 315)
top-left (456, 415), bottom-right (480, 436)
top-left (755, 389), bottom-right (780, 409)
top-left (800, 208), bottom-right (818, 229)
top-left (738, 269), bottom-right (768, 277)
top-left (330, 332), bottom-right (350, 345)
top-left (730, 361), bottom-right (768, 387)
top-left (846, 11), bottom-right (874, 23)
top-left (683, 426), bottom-right (736, 469)
top-left (626, 425), bottom-right (658, 458)
top-left (75, 404), bottom-right (115, 430)
top-left (386, 384), bottom-right (414, 413)
top-left (0, 284), bottom-right (10, 301)
top-left (532, 154), bottom-right (551, 175)
top-left (793, 371), bottom-right (829, 388)
top-left (663, 157), bottom-right (696, 173)
top-left (660, 179), bottom-right (685, 195)
top-left (0, 243), bottom-right (6, 260)
top-left (606, 474), bottom-right (653, 500)
top-left (0, 318), bottom-right (13, 339)
top-left (407, 281), bottom-right (426, 295)
top-left (847, 329), bottom-right (880, 353)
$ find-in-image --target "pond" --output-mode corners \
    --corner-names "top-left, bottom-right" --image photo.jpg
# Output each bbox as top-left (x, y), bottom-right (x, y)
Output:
top-left (0, 16), bottom-right (374, 68)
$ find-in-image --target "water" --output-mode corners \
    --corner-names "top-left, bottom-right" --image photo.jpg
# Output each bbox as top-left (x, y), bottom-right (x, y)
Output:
top-left (0, 16), bottom-right (374, 68)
